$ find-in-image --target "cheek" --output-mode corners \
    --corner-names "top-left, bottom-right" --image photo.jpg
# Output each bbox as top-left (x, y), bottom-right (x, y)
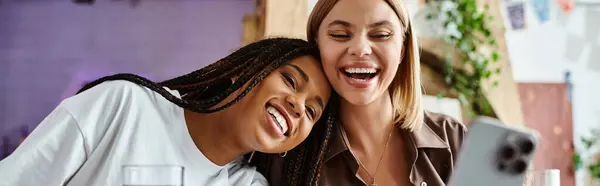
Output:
top-left (321, 56), bottom-right (338, 77)
top-left (243, 78), bottom-right (278, 111)
top-left (376, 43), bottom-right (403, 74)
top-left (257, 75), bottom-right (285, 95)
top-left (319, 41), bottom-right (342, 63)
top-left (318, 42), bottom-right (344, 77)
top-left (287, 121), bottom-right (315, 148)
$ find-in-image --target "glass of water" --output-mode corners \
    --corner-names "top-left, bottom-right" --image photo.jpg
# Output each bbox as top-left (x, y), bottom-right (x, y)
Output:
top-left (122, 165), bottom-right (184, 186)
top-left (524, 169), bottom-right (560, 186)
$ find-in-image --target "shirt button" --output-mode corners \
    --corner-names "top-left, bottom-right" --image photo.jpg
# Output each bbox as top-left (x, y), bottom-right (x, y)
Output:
top-left (421, 182), bottom-right (427, 186)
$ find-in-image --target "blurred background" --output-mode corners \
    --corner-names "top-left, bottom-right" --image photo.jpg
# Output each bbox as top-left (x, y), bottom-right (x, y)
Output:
top-left (0, 0), bottom-right (598, 185)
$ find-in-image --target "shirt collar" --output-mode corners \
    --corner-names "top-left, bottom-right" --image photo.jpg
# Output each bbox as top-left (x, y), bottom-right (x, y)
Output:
top-left (410, 112), bottom-right (450, 148)
top-left (324, 113), bottom-right (449, 161)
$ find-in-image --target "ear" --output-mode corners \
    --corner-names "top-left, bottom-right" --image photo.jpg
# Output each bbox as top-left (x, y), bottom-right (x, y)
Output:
top-left (401, 46), bottom-right (406, 59)
top-left (400, 41), bottom-right (407, 63)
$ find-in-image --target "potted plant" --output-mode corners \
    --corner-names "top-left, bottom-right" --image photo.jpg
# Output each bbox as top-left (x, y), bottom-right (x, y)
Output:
top-left (422, 0), bottom-right (502, 117)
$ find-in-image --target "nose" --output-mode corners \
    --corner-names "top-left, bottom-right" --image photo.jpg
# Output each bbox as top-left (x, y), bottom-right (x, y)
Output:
top-left (347, 35), bottom-right (372, 57)
top-left (285, 96), bottom-right (305, 119)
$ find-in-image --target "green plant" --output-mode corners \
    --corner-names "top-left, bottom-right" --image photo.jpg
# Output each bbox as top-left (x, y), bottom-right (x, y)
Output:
top-left (574, 151), bottom-right (583, 170)
top-left (590, 163), bottom-right (600, 180)
top-left (575, 129), bottom-right (600, 180)
top-left (425, 0), bottom-right (502, 117)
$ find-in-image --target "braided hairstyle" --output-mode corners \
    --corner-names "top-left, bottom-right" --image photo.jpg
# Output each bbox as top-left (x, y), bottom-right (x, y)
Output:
top-left (76, 37), bottom-right (336, 185)
top-left (281, 97), bottom-right (338, 186)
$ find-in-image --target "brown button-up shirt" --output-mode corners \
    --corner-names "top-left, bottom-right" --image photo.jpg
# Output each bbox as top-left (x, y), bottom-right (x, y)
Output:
top-left (263, 111), bottom-right (467, 186)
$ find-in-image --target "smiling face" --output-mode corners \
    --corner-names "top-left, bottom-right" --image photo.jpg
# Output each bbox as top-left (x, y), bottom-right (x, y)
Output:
top-left (229, 55), bottom-right (332, 153)
top-left (314, 0), bottom-right (406, 106)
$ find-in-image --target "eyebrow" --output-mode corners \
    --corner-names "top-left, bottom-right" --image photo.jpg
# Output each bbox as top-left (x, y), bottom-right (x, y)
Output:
top-left (328, 20), bottom-right (393, 28)
top-left (286, 64), bottom-right (309, 82)
top-left (369, 20), bottom-right (392, 28)
top-left (285, 64), bottom-right (324, 110)
top-left (328, 20), bottom-right (352, 27)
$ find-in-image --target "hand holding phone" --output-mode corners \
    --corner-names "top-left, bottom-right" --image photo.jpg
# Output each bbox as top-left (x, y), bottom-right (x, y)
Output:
top-left (448, 116), bottom-right (539, 186)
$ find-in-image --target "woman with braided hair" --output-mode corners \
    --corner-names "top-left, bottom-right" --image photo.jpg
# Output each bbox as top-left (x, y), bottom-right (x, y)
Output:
top-left (0, 38), bottom-right (333, 186)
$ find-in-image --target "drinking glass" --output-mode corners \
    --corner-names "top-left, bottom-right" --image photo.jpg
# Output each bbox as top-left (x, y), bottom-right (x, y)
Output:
top-left (524, 169), bottom-right (560, 186)
top-left (122, 165), bottom-right (184, 186)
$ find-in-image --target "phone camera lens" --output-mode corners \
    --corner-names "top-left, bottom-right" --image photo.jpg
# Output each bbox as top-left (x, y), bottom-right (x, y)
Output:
top-left (497, 162), bottom-right (507, 171)
top-left (510, 159), bottom-right (528, 175)
top-left (499, 144), bottom-right (517, 161)
top-left (518, 137), bottom-right (535, 155)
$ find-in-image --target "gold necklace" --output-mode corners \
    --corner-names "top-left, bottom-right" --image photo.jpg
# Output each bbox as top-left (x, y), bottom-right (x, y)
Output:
top-left (342, 125), bottom-right (395, 186)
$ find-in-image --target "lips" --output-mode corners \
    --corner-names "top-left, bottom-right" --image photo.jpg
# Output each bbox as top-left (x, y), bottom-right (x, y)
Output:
top-left (267, 106), bottom-right (288, 135)
top-left (338, 64), bottom-right (380, 88)
top-left (265, 103), bottom-right (293, 138)
top-left (340, 67), bottom-right (379, 81)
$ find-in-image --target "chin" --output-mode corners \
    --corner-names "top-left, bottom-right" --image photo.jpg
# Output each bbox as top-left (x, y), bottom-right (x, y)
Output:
top-left (339, 92), bottom-right (380, 106)
top-left (258, 146), bottom-right (287, 154)
top-left (251, 134), bottom-right (272, 152)
top-left (255, 137), bottom-right (293, 154)
top-left (256, 137), bottom-right (292, 154)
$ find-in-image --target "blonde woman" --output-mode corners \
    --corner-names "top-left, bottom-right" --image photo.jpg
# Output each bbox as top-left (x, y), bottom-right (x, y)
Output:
top-left (258, 0), bottom-right (467, 186)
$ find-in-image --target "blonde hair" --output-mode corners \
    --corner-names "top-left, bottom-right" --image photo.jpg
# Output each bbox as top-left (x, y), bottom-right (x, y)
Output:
top-left (307, 0), bottom-right (424, 131)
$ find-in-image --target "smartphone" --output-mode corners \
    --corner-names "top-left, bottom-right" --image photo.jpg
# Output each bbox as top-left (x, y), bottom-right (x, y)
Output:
top-left (448, 116), bottom-right (539, 186)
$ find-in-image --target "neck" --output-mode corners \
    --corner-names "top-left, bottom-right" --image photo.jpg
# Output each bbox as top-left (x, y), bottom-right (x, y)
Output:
top-left (184, 110), bottom-right (249, 166)
top-left (340, 90), bottom-right (395, 152)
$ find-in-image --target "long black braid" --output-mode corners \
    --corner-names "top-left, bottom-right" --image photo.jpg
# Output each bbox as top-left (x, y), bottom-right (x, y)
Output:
top-left (76, 37), bottom-right (336, 185)
top-left (79, 38), bottom-right (311, 113)
top-left (284, 97), bottom-right (338, 185)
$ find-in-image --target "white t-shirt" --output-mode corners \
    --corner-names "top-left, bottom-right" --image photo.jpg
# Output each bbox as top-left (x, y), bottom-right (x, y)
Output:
top-left (0, 80), bottom-right (268, 186)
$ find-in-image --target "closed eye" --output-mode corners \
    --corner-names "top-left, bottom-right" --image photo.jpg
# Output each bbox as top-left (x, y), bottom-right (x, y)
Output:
top-left (329, 34), bottom-right (350, 38)
top-left (305, 106), bottom-right (316, 121)
top-left (281, 72), bottom-right (297, 90)
top-left (370, 30), bottom-right (393, 40)
top-left (371, 34), bottom-right (391, 39)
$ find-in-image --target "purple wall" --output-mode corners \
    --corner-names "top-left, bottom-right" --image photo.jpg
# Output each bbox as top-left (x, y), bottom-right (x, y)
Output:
top-left (0, 1), bottom-right (254, 142)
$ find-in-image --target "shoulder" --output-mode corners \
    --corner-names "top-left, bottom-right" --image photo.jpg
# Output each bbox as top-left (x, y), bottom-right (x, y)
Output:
top-left (423, 110), bottom-right (467, 136)
top-left (55, 80), bottom-right (181, 152)
top-left (73, 80), bottom-right (155, 100)
top-left (227, 159), bottom-right (269, 186)
top-left (61, 80), bottom-right (175, 111)
top-left (59, 80), bottom-right (179, 126)
top-left (422, 111), bottom-right (467, 151)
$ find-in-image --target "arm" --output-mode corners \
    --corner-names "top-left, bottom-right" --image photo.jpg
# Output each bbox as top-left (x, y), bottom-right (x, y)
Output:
top-left (0, 80), bottom-right (139, 186)
top-left (0, 106), bottom-right (87, 186)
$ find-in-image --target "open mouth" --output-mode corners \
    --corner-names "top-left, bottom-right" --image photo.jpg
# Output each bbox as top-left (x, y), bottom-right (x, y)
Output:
top-left (340, 67), bottom-right (380, 81)
top-left (266, 105), bottom-right (289, 136)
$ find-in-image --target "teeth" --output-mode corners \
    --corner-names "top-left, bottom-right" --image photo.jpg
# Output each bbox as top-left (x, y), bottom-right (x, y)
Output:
top-left (344, 68), bottom-right (376, 74)
top-left (267, 106), bottom-right (288, 134)
top-left (350, 77), bottom-right (368, 82)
